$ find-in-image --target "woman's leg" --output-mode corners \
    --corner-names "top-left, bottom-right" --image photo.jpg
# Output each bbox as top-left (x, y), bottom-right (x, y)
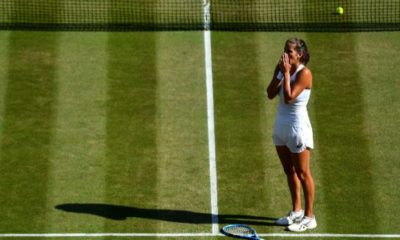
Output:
top-left (276, 146), bottom-right (302, 212)
top-left (291, 148), bottom-right (315, 217)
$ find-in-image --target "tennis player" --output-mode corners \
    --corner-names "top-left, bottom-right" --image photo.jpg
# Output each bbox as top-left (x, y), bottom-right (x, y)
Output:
top-left (266, 38), bottom-right (317, 232)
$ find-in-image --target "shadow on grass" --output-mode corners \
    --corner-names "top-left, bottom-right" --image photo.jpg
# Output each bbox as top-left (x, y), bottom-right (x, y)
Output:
top-left (55, 203), bottom-right (277, 226)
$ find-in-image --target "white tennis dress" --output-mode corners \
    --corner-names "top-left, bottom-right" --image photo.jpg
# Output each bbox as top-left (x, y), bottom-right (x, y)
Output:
top-left (273, 64), bottom-right (313, 153)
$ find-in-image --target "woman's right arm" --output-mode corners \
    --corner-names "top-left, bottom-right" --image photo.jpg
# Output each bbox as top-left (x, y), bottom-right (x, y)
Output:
top-left (266, 65), bottom-right (283, 99)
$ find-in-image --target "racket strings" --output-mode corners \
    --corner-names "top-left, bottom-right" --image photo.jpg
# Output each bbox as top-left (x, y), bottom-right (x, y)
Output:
top-left (225, 225), bottom-right (255, 235)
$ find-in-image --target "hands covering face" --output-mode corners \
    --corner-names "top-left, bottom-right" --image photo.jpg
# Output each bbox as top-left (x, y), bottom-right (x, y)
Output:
top-left (279, 53), bottom-right (291, 73)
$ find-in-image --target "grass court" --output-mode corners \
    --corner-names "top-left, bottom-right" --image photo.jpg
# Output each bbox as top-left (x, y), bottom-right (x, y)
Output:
top-left (0, 30), bottom-right (399, 240)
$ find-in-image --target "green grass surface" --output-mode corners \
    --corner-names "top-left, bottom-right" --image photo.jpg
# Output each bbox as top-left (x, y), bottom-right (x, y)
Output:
top-left (0, 31), bottom-right (399, 240)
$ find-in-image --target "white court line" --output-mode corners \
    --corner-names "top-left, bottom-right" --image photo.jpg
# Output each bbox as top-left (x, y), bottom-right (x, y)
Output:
top-left (260, 233), bottom-right (400, 238)
top-left (203, 0), bottom-right (219, 235)
top-left (0, 233), bottom-right (400, 238)
top-left (0, 233), bottom-right (216, 238)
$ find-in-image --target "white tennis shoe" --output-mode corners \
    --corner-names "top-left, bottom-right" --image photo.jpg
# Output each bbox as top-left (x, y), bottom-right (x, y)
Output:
top-left (275, 210), bottom-right (304, 226)
top-left (287, 215), bottom-right (317, 232)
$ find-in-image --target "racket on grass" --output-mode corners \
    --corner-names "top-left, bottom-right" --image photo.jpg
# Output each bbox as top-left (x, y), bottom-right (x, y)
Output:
top-left (221, 224), bottom-right (263, 240)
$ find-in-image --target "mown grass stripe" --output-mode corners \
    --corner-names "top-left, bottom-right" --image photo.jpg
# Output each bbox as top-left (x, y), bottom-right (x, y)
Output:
top-left (354, 32), bottom-right (400, 233)
top-left (212, 32), bottom-right (270, 222)
top-left (0, 32), bottom-right (9, 126)
top-left (308, 33), bottom-right (378, 232)
top-left (0, 31), bottom-right (59, 232)
top-left (47, 32), bottom-right (109, 232)
top-left (155, 32), bottom-right (211, 232)
top-left (104, 32), bottom-right (158, 232)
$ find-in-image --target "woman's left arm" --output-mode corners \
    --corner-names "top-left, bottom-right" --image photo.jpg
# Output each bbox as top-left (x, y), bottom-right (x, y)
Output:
top-left (282, 68), bottom-right (312, 104)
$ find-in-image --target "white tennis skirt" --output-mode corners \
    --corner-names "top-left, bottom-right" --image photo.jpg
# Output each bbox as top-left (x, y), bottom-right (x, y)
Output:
top-left (273, 120), bottom-right (314, 153)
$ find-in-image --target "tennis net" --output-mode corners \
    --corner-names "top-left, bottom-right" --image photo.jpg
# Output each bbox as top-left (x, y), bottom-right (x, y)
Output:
top-left (0, 0), bottom-right (399, 31)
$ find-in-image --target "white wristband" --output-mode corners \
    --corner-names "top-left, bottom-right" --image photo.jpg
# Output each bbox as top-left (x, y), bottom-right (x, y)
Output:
top-left (276, 71), bottom-right (284, 80)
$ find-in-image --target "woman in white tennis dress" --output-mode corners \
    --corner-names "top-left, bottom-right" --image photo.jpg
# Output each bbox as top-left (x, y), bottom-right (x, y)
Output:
top-left (266, 38), bottom-right (317, 232)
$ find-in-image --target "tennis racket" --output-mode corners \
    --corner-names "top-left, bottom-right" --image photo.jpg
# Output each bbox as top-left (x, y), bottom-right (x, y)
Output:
top-left (221, 224), bottom-right (263, 240)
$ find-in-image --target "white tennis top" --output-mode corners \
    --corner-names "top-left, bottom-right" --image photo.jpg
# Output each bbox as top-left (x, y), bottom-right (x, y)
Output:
top-left (276, 64), bottom-right (311, 125)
